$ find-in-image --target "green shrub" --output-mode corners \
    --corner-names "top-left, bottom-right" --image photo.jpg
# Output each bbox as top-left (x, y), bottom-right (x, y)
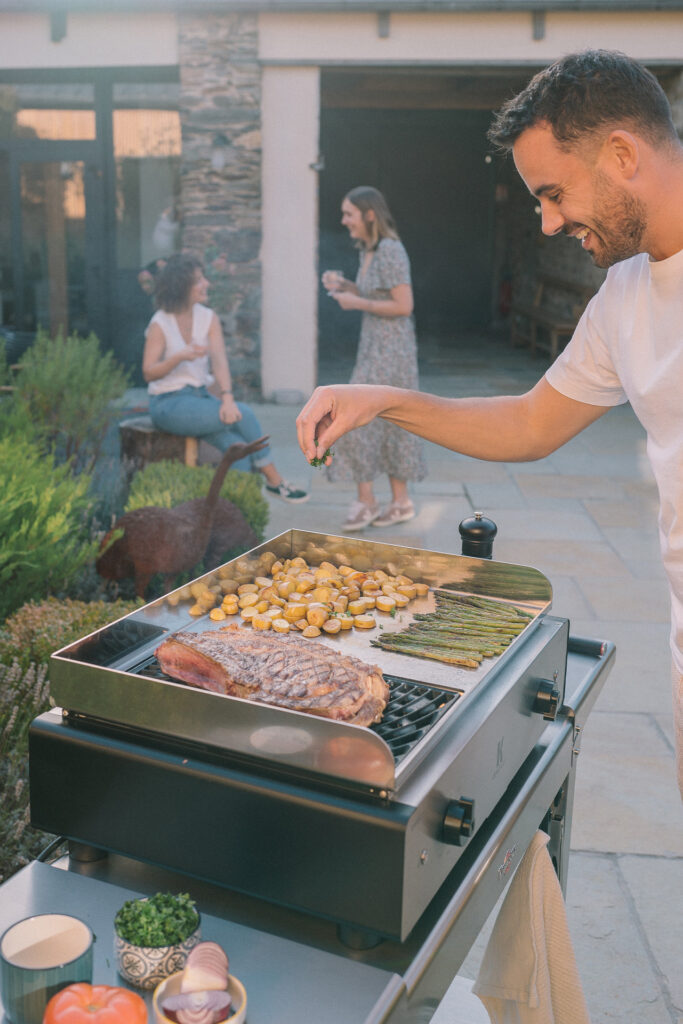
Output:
top-left (0, 596), bottom-right (142, 672)
top-left (0, 659), bottom-right (55, 883)
top-left (0, 338), bottom-right (8, 388)
top-left (126, 461), bottom-right (269, 540)
top-left (14, 327), bottom-right (130, 473)
top-left (0, 437), bottom-right (100, 622)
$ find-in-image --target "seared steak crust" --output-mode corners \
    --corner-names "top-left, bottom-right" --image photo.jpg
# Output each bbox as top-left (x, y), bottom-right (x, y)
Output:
top-left (155, 629), bottom-right (389, 726)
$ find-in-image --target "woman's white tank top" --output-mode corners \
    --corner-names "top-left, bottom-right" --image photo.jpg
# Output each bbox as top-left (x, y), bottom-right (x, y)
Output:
top-left (146, 304), bottom-right (215, 396)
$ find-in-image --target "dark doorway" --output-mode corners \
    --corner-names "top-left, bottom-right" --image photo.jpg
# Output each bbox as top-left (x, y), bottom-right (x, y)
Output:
top-left (318, 107), bottom-right (496, 362)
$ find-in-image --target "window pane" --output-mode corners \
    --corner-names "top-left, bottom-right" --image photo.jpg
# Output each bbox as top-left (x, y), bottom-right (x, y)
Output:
top-left (113, 107), bottom-right (181, 270)
top-left (113, 82), bottom-right (179, 106)
top-left (18, 161), bottom-right (88, 336)
top-left (110, 88), bottom-right (181, 380)
top-left (15, 109), bottom-right (96, 141)
top-left (0, 84), bottom-right (95, 142)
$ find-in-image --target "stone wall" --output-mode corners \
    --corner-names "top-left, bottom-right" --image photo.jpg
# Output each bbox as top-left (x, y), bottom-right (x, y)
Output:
top-left (178, 12), bottom-right (262, 399)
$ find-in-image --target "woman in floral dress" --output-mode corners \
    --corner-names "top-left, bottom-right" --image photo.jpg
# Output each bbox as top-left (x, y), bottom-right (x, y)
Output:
top-left (322, 186), bottom-right (426, 531)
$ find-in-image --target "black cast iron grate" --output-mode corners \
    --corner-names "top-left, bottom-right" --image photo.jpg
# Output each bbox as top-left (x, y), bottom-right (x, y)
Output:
top-left (374, 675), bottom-right (459, 763)
top-left (59, 619), bottom-right (166, 667)
top-left (138, 659), bottom-right (459, 765)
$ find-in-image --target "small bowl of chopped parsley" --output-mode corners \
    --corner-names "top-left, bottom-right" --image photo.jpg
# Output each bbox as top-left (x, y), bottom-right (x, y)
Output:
top-left (114, 892), bottom-right (201, 989)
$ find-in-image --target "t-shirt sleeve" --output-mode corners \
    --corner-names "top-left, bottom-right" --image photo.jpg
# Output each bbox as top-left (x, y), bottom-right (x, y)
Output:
top-left (376, 239), bottom-right (412, 289)
top-left (545, 287), bottom-right (628, 408)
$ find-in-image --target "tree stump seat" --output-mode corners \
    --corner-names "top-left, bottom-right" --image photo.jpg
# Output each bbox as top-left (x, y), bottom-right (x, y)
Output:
top-left (119, 415), bottom-right (199, 471)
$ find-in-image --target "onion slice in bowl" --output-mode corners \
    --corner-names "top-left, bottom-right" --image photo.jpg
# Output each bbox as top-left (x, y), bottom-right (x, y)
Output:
top-left (181, 941), bottom-right (230, 993)
top-left (162, 990), bottom-right (232, 1024)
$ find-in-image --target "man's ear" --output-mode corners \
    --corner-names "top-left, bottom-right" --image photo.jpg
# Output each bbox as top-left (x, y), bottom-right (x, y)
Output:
top-left (603, 129), bottom-right (640, 180)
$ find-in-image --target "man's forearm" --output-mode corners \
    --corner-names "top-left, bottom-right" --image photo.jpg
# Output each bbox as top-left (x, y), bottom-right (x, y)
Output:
top-left (377, 379), bottom-right (607, 462)
top-left (296, 380), bottom-right (607, 465)
top-left (376, 388), bottom-right (544, 461)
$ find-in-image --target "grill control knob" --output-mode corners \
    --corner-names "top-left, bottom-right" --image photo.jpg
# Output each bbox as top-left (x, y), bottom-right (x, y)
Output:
top-left (533, 680), bottom-right (560, 720)
top-left (443, 797), bottom-right (475, 846)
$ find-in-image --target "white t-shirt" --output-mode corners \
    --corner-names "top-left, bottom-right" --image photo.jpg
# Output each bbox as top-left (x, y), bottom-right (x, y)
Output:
top-left (545, 248), bottom-right (683, 674)
top-left (146, 304), bottom-right (215, 396)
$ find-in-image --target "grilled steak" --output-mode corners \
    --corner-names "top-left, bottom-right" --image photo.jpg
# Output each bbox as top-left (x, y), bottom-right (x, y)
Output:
top-left (155, 629), bottom-right (389, 726)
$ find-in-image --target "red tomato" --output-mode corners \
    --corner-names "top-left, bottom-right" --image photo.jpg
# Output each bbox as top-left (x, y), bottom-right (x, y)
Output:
top-left (43, 983), bottom-right (147, 1024)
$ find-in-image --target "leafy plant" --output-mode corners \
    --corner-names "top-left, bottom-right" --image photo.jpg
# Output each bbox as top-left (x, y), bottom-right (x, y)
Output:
top-left (0, 659), bottom-right (55, 883)
top-left (0, 597), bottom-right (142, 672)
top-left (114, 893), bottom-right (199, 947)
top-left (0, 337), bottom-right (8, 388)
top-left (0, 437), bottom-right (100, 623)
top-left (14, 327), bottom-right (130, 473)
top-left (125, 461), bottom-right (268, 540)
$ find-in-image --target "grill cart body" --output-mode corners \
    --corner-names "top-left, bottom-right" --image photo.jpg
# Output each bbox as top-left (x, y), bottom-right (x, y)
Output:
top-left (15, 630), bottom-right (613, 1024)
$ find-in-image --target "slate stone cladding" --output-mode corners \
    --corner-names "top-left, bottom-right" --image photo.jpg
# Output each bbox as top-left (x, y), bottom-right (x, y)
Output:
top-left (178, 12), bottom-right (262, 399)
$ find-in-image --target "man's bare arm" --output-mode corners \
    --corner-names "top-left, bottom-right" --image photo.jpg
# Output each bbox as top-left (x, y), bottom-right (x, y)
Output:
top-left (296, 379), bottom-right (609, 464)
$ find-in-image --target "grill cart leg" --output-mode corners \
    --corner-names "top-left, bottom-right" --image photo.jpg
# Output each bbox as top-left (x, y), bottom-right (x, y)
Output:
top-left (68, 841), bottom-right (108, 863)
top-left (541, 766), bottom-right (577, 897)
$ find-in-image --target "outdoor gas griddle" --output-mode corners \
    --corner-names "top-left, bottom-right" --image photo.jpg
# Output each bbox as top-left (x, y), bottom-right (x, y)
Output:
top-left (19, 529), bottom-right (614, 1022)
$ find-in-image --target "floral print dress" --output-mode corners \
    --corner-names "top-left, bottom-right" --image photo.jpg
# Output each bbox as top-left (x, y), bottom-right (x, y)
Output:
top-left (327, 237), bottom-right (427, 484)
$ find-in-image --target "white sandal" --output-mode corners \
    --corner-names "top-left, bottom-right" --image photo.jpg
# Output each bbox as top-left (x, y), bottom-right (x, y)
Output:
top-left (342, 501), bottom-right (381, 531)
top-left (371, 500), bottom-right (416, 527)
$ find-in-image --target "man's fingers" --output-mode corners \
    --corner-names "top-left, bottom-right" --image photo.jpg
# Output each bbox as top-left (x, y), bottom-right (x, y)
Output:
top-left (296, 389), bottom-right (336, 459)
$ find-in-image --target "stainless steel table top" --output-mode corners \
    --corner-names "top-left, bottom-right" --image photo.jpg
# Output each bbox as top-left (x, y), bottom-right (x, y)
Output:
top-left (0, 861), bottom-right (394, 1024)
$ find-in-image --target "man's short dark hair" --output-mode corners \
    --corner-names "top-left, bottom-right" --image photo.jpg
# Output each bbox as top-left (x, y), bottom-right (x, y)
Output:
top-left (488, 49), bottom-right (677, 152)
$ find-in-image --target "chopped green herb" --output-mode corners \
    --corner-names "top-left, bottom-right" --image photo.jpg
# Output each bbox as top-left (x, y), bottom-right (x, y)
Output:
top-left (114, 892), bottom-right (199, 947)
top-left (389, 606), bottom-right (397, 618)
top-left (309, 448), bottom-right (332, 468)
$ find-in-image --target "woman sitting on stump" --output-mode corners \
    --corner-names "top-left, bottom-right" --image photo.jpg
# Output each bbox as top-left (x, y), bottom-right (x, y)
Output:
top-left (143, 253), bottom-right (308, 503)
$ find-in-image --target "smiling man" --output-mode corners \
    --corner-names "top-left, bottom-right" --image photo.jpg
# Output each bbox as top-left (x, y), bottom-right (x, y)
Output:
top-left (296, 50), bottom-right (683, 798)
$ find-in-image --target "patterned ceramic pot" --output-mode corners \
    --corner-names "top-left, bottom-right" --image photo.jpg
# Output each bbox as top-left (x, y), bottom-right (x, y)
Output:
top-left (114, 918), bottom-right (201, 991)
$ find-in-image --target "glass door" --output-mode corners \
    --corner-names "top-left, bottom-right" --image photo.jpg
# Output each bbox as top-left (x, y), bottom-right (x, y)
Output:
top-left (9, 140), bottom-right (106, 343)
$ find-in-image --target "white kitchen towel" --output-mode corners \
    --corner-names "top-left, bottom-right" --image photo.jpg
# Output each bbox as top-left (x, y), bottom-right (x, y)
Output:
top-left (472, 830), bottom-right (591, 1024)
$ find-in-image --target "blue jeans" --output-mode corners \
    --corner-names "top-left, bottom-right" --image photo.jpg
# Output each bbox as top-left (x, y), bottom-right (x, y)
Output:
top-left (148, 386), bottom-right (272, 472)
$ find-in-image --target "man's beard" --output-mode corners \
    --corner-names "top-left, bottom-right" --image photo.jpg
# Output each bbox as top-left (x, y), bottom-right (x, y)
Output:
top-left (587, 170), bottom-right (647, 268)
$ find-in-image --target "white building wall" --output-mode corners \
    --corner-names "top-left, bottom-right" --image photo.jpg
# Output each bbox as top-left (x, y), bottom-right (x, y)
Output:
top-left (0, 12), bottom-right (177, 68)
top-left (261, 64), bottom-right (321, 402)
top-left (259, 10), bottom-right (683, 64)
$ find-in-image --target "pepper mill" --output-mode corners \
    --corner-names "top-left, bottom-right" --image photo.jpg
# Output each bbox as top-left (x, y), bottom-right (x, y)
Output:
top-left (459, 511), bottom-right (497, 559)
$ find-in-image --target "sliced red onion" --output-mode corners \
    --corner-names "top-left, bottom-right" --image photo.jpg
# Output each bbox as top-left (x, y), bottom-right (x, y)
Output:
top-left (161, 989), bottom-right (232, 1024)
top-left (181, 941), bottom-right (229, 993)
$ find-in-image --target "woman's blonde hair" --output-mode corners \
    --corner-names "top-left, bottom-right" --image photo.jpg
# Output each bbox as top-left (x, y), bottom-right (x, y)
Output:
top-left (344, 186), bottom-right (399, 250)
